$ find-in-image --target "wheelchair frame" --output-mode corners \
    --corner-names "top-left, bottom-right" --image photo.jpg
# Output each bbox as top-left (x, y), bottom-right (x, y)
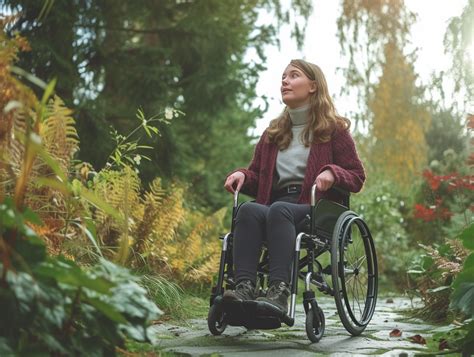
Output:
top-left (208, 184), bottom-right (378, 342)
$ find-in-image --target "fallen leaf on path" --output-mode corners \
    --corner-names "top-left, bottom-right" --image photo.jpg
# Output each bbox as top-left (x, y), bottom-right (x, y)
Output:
top-left (408, 334), bottom-right (426, 344)
top-left (439, 339), bottom-right (449, 350)
top-left (389, 328), bottom-right (402, 337)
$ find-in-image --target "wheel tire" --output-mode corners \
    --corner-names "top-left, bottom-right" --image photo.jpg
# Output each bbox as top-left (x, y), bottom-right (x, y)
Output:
top-left (305, 306), bottom-right (325, 343)
top-left (331, 211), bottom-right (378, 336)
top-left (207, 303), bottom-right (227, 335)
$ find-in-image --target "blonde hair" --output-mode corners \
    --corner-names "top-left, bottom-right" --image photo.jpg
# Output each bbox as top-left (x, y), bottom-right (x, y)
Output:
top-left (267, 59), bottom-right (350, 150)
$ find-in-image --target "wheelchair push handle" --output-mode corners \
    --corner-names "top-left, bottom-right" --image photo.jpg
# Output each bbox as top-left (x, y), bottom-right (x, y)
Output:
top-left (233, 190), bottom-right (239, 208)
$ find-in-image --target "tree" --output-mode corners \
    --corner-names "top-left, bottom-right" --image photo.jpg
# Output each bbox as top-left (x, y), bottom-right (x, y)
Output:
top-left (443, 0), bottom-right (473, 111)
top-left (2, 0), bottom-right (313, 209)
top-left (336, 0), bottom-right (416, 128)
top-left (369, 41), bottom-right (430, 191)
top-left (425, 107), bottom-right (468, 165)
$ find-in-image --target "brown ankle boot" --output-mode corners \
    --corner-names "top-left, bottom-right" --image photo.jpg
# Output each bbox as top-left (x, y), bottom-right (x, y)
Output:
top-left (223, 280), bottom-right (257, 302)
top-left (256, 281), bottom-right (290, 314)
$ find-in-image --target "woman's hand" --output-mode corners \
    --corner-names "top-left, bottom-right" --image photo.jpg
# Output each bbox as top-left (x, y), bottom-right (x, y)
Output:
top-left (314, 169), bottom-right (335, 191)
top-left (224, 171), bottom-right (245, 193)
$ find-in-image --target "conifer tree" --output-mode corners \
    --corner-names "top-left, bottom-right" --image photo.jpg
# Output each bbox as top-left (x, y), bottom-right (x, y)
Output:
top-left (369, 41), bottom-right (430, 191)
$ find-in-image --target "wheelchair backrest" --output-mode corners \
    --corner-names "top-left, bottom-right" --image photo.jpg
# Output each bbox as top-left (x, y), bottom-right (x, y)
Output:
top-left (312, 199), bottom-right (348, 238)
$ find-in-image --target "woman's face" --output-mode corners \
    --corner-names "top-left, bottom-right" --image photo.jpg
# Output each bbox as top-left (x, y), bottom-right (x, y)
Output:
top-left (280, 64), bottom-right (316, 109)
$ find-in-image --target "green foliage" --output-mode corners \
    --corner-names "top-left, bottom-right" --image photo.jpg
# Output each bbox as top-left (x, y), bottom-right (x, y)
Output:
top-left (409, 157), bottom-right (473, 247)
top-left (428, 323), bottom-right (473, 355)
top-left (426, 223), bottom-right (474, 355)
top-left (405, 116), bottom-right (473, 353)
top-left (425, 107), bottom-right (468, 164)
top-left (107, 108), bottom-right (181, 172)
top-left (408, 223), bottom-right (474, 354)
top-left (3, 0), bottom-right (313, 209)
top-left (450, 224), bottom-right (474, 351)
top-left (460, 223), bottom-right (474, 250)
top-left (139, 274), bottom-right (185, 319)
top-left (352, 179), bottom-right (414, 288)
top-left (407, 238), bottom-right (467, 322)
top-left (443, 0), bottom-right (474, 107)
top-left (0, 196), bottom-right (161, 355)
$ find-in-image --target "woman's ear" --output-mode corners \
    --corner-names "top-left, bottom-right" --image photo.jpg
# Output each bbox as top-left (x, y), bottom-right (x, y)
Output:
top-left (309, 81), bottom-right (317, 93)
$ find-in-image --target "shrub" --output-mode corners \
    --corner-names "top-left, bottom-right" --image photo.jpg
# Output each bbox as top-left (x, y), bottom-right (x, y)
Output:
top-left (352, 179), bottom-right (415, 289)
top-left (0, 197), bottom-right (161, 355)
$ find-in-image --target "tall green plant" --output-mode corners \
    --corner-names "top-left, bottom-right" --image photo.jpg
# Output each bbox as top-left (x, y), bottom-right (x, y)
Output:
top-left (426, 223), bottom-right (474, 354)
top-left (106, 107), bottom-right (181, 172)
top-left (0, 198), bottom-right (161, 355)
top-left (0, 26), bottom-right (163, 354)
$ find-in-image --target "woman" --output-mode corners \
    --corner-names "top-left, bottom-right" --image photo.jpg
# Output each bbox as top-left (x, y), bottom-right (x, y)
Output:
top-left (222, 59), bottom-right (365, 314)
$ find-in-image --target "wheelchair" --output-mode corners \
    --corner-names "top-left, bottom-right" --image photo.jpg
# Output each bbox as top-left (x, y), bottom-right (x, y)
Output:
top-left (208, 184), bottom-right (378, 342)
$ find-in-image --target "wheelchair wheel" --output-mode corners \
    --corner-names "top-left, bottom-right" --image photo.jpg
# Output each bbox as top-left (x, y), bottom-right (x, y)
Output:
top-left (305, 306), bottom-right (325, 343)
top-left (208, 303), bottom-right (227, 335)
top-left (331, 211), bottom-right (378, 336)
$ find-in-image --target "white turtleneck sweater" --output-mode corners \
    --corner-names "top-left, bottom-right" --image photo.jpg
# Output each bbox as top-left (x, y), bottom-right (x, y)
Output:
top-left (273, 104), bottom-right (311, 190)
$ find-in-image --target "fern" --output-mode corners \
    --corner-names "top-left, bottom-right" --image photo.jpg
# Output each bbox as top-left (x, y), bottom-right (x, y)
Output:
top-left (153, 185), bottom-right (186, 244)
top-left (156, 205), bottom-right (226, 285)
top-left (40, 96), bottom-right (79, 174)
top-left (93, 166), bottom-right (142, 262)
top-left (132, 177), bottom-right (166, 255)
top-left (0, 24), bottom-right (86, 256)
top-left (183, 208), bottom-right (226, 283)
top-left (0, 106), bottom-right (29, 189)
top-left (1, 27), bottom-right (226, 285)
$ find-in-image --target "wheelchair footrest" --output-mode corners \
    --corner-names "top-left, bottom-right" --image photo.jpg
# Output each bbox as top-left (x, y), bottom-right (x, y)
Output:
top-left (221, 300), bottom-right (293, 329)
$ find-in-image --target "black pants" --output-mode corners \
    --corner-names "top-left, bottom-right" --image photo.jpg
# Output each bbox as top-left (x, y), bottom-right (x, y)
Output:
top-left (233, 194), bottom-right (310, 286)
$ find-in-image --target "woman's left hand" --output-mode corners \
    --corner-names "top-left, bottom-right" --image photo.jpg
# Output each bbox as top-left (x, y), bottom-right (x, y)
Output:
top-left (314, 169), bottom-right (335, 191)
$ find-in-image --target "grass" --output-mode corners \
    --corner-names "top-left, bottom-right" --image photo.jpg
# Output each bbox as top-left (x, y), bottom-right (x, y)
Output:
top-left (139, 274), bottom-right (211, 323)
top-left (139, 274), bottom-right (190, 320)
top-left (179, 294), bottom-right (209, 320)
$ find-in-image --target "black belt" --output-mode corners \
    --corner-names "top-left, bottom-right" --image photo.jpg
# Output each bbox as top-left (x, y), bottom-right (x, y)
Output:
top-left (273, 184), bottom-right (302, 198)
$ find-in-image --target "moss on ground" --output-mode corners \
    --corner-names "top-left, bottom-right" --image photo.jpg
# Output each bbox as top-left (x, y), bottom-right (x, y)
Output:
top-left (123, 340), bottom-right (190, 356)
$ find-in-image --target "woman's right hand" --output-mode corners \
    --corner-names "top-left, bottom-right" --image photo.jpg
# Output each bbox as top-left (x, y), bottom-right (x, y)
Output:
top-left (224, 171), bottom-right (245, 193)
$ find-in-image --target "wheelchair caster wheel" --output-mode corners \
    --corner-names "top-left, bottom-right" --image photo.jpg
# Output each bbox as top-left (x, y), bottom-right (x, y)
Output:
top-left (208, 303), bottom-right (227, 335)
top-left (305, 306), bottom-right (325, 343)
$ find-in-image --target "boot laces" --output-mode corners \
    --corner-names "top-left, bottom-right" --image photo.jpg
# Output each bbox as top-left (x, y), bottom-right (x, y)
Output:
top-left (236, 280), bottom-right (252, 292)
top-left (267, 282), bottom-right (288, 299)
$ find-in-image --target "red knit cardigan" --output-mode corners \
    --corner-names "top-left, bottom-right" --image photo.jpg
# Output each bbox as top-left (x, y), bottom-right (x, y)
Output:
top-left (230, 128), bottom-right (366, 205)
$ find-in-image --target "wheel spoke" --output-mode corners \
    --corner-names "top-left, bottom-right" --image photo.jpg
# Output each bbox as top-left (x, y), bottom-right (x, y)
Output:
top-left (346, 229), bottom-right (368, 323)
top-left (351, 275), bottom-right (356, 315)
top-left (354, 276), bottom-right (363, 318)
top-left (345, 274), bottom-right (355, 285)
top-left (355, 255), bottom-right (367, 269)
